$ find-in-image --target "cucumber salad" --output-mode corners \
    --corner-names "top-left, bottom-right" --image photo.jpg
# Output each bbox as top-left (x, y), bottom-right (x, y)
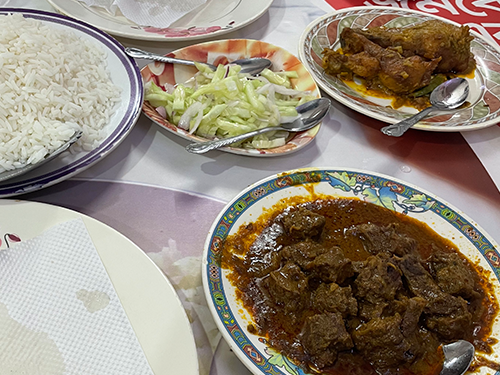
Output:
top-left (144, 62), bottom-right (316, 149)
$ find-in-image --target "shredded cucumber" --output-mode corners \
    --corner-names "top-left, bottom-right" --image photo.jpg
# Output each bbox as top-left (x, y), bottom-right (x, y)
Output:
top-left (144, 63), bottom-right (316, 149)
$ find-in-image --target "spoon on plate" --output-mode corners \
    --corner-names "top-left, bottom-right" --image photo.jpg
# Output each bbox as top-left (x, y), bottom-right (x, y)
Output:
top-left (0, 130), bottom-right (82, 183)
top-left (185, 98), bottom-right (331, 154)
top-left (441, 340), bottom-right (475, 375)
top-left (125, 47), bottom-right (273, 76)
top-left (380, 77), bottom-right (469, 137)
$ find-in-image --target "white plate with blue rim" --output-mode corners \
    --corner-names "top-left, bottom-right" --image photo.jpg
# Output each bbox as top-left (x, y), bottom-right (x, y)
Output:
top-left (202, 167), bottom-right (500, 375)
top-left (0, 8), bottom-right (143, 197)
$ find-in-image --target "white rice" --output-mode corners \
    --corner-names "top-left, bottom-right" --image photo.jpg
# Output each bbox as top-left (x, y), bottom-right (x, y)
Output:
top-left (0, 13), bottom-right (121, 173)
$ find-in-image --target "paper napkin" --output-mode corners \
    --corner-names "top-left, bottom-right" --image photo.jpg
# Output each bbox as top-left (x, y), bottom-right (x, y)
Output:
top-left (79, 0), bottom-right (207, 28)
top-left (0, 219), bottom-right (154, 375)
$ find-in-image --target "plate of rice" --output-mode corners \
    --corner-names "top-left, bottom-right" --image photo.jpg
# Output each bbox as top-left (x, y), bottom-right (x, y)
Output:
top-left (0, 9), bottom-right (143, 196)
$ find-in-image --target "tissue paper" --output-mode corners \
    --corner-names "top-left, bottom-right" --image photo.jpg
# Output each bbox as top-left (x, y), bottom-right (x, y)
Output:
top-left (0, 219), bottom-right (154, 375)
top-left (79, 0), bottom-right (208, 28)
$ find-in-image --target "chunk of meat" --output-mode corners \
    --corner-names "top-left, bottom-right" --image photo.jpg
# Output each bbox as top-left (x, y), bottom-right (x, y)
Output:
top-left (305, 246), bottom-right (354, 284)
top-left (354, 253), bottom-right (402, 304)
top-left (395, 297), bottom-right (443, 366)
top-left (281, 240), bottom-right (328, 269)
top-left (244, 223), bottom-right (283, 277)
top-left (348, 222), bottom-right (418, 257)
top-left (352, 314), bottom-right (410, 369)
top-left (425, 297), bottom-right (472, 340)
top-left (281, 207), bottom-right (325, 239)
top-left (312, 283), bottom-right (358, 318)
top-left (322, 49), bottom-right (380, 79)
top-left (266, 262), bottom-right (308, 315)
top-left (400, 297), bottom-right (427, 338)
top-left (331, 27), bottom-right (440, 94)
top-left (355, 20), bottom-right (475, 74)
top-left (300, 312), bottom-right (353, 369)
top-left (398, 254), bottom-right (472, 340)
top-left (429, 248), bottom-right (481, 299)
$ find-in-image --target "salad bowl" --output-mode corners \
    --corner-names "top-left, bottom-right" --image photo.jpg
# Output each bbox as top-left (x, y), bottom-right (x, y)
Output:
top-left (140, 39), bottom-right (322, 157)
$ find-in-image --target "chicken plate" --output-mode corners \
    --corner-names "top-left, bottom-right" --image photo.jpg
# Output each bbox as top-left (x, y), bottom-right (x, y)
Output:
top-left (322, 20), bottom-right (475, 108)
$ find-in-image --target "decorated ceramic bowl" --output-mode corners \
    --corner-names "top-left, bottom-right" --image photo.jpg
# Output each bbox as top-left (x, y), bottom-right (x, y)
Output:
top-left (299, 7), bottom-right (500, 132)
top-left (202, 167), bottom-right (500, 375)
top-left (141, 39), bottom-right (321, 157)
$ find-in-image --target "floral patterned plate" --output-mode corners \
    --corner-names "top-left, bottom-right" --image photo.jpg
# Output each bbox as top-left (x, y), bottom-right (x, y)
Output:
top-left (141, 39), bottom-right (322, 157)
top-left (202, 167), bottom-right (500, 375)
top-left (298, 7), bottom-right (500, 132)
top-left (47, 0), bottom-right (273, 42)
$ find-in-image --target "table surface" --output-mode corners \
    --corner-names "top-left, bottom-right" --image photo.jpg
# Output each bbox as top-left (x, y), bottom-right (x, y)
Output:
top-left (5, 0), bottom-right (500, 374)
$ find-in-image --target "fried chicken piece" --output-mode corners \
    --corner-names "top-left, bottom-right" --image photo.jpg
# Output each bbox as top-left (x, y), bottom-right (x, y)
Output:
top-left (351, 20), bottom-right (475, 74)
top-left (323, 50), bottom-right (380, 79)
top-left (324, 28), bottom-right (440, 94)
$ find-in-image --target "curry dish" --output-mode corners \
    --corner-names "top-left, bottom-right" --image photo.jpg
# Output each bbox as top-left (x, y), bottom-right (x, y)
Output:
top-left (322, 20), bottom-right (475, 110)
top-left (222, 198), bottom-right (498, 375)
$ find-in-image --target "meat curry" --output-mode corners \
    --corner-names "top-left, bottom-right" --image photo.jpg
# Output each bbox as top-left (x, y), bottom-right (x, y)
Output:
top-left (222, 198), bottom-right (498, 375)
top-left (322, 20), bottom-right (475, 110)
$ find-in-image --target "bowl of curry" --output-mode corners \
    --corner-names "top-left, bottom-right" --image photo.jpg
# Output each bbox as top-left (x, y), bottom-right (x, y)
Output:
top-left (298, 7), bottom-right (500, 132)
top-left (202, 168), bottom-right (500, 375)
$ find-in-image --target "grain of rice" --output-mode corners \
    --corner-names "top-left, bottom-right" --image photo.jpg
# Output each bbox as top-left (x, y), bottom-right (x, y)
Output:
top-left (0, 13), bottom-right (121, 173)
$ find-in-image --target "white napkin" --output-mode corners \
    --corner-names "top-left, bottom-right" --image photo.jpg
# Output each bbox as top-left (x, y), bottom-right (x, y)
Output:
top-left (0, 219), bottom-right (154, 375)
top-left (78, 0), bottom-right (207, 28)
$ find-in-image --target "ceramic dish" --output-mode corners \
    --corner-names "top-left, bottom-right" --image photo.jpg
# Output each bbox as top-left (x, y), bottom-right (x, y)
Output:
top-left (0, 200), bottom-right (198, 375)
top-left (0, 9), bottom-right (143, 197)
top-left (298, 7), bottom-right (500, 132)
top-left (47, 0), bottom-right (273, 42)
top-left (141, 39), bottom-right (321, 157)
top-left (202, 167), bottom-right (500, 375)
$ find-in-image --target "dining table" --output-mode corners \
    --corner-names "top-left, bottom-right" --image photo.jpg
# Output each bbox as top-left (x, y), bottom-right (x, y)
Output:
top-left (3, 0), bottom-right (500, 374)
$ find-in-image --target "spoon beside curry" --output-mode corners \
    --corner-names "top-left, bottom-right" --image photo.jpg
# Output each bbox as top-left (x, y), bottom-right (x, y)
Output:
top-left (441, 340), bottom-right (475, 375)
top-left (381, 78), bottom-right (470, 137)
top-left (125, 47), bottom-right (273, 76)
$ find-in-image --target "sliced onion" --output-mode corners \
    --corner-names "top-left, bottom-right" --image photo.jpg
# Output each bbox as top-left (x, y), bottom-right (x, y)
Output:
top-left (272, 84), bottom-right (309, 97)
top-left (223, 65), bottom-right (230, 79)
top-left (256, 83), bottom-right (272, 95)
top-left (189, 107), bottom-right (205, 134)
top-left (164, 82), bottom-right (176, 94)
top-left (178, 102), bottom-right (203, 130)
top-left (155, 106), bottom-right (167, 118)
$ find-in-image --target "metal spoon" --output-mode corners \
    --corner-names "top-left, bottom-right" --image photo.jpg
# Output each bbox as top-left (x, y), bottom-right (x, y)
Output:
top-left (441, 340), bottom-right (475, 375)
top-left (125, 47), bottom-right (273, 75)
top-left (185, 98), bottom-right (331, 154)
top-left (0, 130), bottom-right (82, 182)
top-left (380, 77), bottom-right (469, 137)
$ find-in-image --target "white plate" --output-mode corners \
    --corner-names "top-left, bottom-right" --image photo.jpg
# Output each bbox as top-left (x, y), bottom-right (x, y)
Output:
top-left (298, 7), bottom-right (500, 132)
top-left (202, 167), bottom-right (500, 375)
top-left (0, 200), bottom-right (199, 375)
top-left (0, 8), bottom-right (143, 197)
top-left (47, 0), bottom-right (273, 42)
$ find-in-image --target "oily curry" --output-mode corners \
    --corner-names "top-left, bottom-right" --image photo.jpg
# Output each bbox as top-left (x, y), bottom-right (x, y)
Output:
top-left (222, 198), bottom-right (498, 375)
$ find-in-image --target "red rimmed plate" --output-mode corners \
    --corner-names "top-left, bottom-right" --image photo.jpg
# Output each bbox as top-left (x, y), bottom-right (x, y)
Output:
top-left (141, 39), bottom-right (322, 157)
top-left (299, 7), bottom-right (500, 132)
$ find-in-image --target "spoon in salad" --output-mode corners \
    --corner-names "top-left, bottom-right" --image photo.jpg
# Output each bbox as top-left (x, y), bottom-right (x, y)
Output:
top-left (380, 77), bottom-right (469, 137)
top-left (0, 130), bottom-right (82, 183)
top-left (125, 47), bottom-right (273, 76)
top-left (185, 98), bottom-right (331, 154)
top-left (440, 340), bottom-right (475, 375)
